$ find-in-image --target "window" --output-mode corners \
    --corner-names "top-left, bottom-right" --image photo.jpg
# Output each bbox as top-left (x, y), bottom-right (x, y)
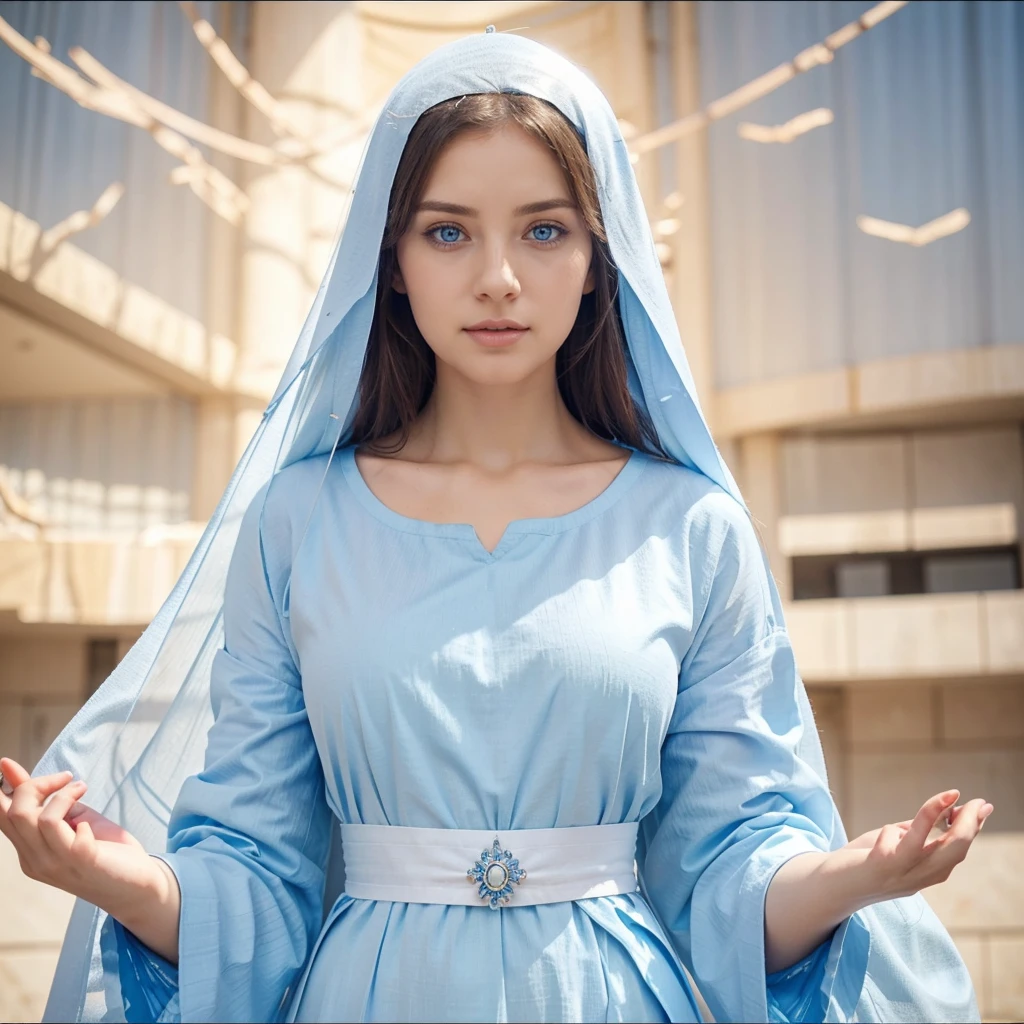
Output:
top-left (792, 547), bottom-right (1020, 600)
top-left (87, 638), bottom-right (120, 695)
top-left (924, 553), bottom-right (1018, 594)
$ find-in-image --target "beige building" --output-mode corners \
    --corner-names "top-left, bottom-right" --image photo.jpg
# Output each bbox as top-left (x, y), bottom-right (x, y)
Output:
top-left (0, 2), bottom-right (1021, 1020)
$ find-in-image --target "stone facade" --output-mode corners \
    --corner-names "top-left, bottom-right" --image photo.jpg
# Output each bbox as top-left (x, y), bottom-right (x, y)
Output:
top-left (809, 682), bottom-right (1024, 1020)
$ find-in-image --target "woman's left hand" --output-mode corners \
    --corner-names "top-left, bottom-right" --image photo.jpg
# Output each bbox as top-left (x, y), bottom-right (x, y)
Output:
top-left (765, 789), bottom-right (991, 973)
top-left (844, 789), bottom-right (993, 901)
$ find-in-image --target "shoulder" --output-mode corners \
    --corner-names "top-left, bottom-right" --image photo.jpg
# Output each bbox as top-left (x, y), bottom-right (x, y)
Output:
top-left (235, 453), bottom-right (337, 567)
top-left (633, 453), bottom-right (755, 544)
top-left (632, 452), bottom-right (768, 593)
top-left (261, 453), bottom-right (336, 526)
top-left (628, 457), bottom-right (781, 660)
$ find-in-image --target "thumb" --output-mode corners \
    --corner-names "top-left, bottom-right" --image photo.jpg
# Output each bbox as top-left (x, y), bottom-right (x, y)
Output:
top-left (0, 758), bottom-right (31, 788)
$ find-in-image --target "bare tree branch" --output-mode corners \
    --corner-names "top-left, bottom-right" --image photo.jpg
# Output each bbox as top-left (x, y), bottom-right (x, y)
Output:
top-left (0, 14), bottom-right (151, 127)
top-left (630, 0), bottom-right (910, 156)
top-left (0, 15), bottom-right (249, 224)
top-left (177, 0), bottom-right (313, 149)
top-left (0, 470), bottom-right (47, 530)
top-left (69, 45), bottom-right (352, 191)
top-left (737, 108), bottom-right (835, 145)
top-left (176, 0), bottom-right (368, 169)
top-left (39, 181), bottom-right (125, 254)
top-left (69, 46), bottom-right (286, 166)
top-left (857, 208), bottom-right (970, 247)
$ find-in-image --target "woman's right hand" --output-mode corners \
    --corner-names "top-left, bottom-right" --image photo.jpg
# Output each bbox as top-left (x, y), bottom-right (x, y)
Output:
top-left (0, 756), bottom-right (181, 963)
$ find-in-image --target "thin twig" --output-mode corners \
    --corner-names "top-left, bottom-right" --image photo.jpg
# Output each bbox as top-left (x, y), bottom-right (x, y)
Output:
top-left (0, 471), bottom-right (47, 530)
top-left (857, 208), bottom-right (970, 247)
top-left (737, 107), bottom-right (834, 145)
top-left (39, 181), bottom-right (125, 254)
top-left (630, 0), bottom-right (910, 156)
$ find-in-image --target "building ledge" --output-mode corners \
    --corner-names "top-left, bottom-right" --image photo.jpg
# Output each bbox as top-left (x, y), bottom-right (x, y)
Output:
top-left (787, 590), bottom-right (1024, 683)
top-left (778, 503), bottom-right (1018, 556)
top-left (0, 525), bottom-right (203, 627)
top-left (0, 201), bottom-right (258, 399)
top-left (715, 343), bottom-right (1024, 438)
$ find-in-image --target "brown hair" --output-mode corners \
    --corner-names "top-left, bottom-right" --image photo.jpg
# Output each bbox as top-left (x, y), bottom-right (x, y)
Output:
top-left (344, 92), bottom-right (667, 459)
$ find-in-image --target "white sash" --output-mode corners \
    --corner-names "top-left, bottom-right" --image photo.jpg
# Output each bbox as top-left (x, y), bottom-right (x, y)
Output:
top-left (341, 822), bottom-right (639, 908)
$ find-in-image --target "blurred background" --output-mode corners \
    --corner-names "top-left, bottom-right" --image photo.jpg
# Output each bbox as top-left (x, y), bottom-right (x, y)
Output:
top-left (0, 1), bottom-right (1022, 1020)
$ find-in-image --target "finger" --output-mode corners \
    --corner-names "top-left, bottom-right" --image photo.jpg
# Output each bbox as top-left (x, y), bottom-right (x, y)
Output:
top-left (66, 804), bottom-right (134, 845)
top-left (904, 790), bottom-right (959, 852)
top-left (65, 799), bottom-right (88, 822)
top-left (66, 803), bottom-right (99, 826)
top-left (38, 780), bottom-right (87, 855)
top-left (23, 770), bottom-right (77, 804)
top-left (922, 798), bottom-right (989, 867)
top-left (0, 758), bottom-right (31, 788)
top-left (0, 758), bottom-right (29, 813)
top-left (70, 818), bottom-right (97, 865)
top-left (6, 770), bottom-right (73, 843)
top-left (946, 798), bottom-right (990, 843)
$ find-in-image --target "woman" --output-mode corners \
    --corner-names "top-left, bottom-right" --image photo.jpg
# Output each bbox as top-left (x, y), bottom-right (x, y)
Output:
top-left (0, 31), bottom-right (985, 1024)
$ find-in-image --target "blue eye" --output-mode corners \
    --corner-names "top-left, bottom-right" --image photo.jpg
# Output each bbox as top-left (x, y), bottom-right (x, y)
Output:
top-left (431, 225), bottom-right (464, 245)
top-left (528, 224), bottom-right (562, 243)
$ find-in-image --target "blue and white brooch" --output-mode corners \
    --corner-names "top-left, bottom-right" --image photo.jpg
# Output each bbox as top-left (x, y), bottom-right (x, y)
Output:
top-left (467, 836), bottom-right (527, 909)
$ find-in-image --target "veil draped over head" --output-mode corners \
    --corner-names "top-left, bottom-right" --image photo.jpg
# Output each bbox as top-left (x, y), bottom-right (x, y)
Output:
top-left (37, 30), bottom-right (974, 1024)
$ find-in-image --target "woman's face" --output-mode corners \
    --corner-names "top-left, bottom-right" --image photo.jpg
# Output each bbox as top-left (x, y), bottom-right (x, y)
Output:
top-left (395, 123), bottom-right (594, 387)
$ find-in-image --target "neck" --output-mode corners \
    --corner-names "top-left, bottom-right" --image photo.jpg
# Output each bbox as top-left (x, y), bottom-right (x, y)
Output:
top-left (404, 360), bottom-right (590, 471)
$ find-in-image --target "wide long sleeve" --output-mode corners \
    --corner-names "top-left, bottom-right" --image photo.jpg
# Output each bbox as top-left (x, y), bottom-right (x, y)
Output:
top-left (637, 491), bottom-right (978, 1023)
top-left (115, 483), bottom-right (334, 1023)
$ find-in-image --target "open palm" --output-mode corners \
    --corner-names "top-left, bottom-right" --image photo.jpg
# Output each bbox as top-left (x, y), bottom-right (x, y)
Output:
top-left (843, 790), bottom-right (991, 900)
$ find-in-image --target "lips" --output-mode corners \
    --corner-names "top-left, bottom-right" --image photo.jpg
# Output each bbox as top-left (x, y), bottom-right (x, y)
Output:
top-left (465, 319), bottom-right (528, 331)
top-left (463, 320), bottom-right (529, 347)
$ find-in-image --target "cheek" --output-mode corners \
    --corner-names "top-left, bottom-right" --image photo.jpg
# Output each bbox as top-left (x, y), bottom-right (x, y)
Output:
top-left (397, 250), bottom-right (462, 327)
top-left (400, 248), bottom-right (447, 297)
top-left (525, 247), bottom-right (591, 310)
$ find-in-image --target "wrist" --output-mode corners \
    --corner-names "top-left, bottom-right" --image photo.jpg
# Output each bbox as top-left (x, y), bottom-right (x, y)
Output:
top-left (813, 846), bottom-right (888, 918)
top-left (100, 855), bottom-right (178, 934)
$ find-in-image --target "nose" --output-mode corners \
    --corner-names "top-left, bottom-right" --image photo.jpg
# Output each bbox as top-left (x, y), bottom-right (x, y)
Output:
top-left (473, 242), bottom-right (521, 302)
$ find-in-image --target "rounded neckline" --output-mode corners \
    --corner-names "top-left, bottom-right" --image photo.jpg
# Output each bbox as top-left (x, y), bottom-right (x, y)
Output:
top-left (339, 444), bottom-right (647, 557)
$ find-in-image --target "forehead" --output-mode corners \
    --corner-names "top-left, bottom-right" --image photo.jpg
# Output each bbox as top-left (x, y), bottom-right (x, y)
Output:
top-left (420, 124), bottom-right (572, 205)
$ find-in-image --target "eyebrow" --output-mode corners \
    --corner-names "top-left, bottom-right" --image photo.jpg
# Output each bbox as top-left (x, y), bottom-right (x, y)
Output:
top-left (415, 199), bottom-right (577, 217)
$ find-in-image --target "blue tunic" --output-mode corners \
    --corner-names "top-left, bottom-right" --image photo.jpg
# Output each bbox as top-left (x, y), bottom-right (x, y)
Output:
top-left (116, 445), bottom-right (860, 1022)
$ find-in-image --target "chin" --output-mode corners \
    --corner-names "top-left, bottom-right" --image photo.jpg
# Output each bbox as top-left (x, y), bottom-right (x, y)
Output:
top-left (444, 352), bottom-right (554, 388)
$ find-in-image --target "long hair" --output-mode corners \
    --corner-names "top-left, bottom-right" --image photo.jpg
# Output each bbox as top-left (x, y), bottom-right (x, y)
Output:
top-left (345, 92), bottom-right (667, 460)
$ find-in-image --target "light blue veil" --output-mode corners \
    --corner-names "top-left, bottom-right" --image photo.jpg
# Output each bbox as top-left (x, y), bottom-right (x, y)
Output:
top-left (37, 30), bottom-right (975, 1024)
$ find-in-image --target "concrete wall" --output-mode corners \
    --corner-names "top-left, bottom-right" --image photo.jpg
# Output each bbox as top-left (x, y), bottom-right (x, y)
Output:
top-left (779, 426), bottom-right (1024, 556)
top-left (0, 397), bottom-right (196, 533)
top-left (787, 590), bottom-right (1024, 683)
top-left (0, 634), bottom-right (86, 1021)
top-left (810, 680), bottom-right (1024, 1021)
